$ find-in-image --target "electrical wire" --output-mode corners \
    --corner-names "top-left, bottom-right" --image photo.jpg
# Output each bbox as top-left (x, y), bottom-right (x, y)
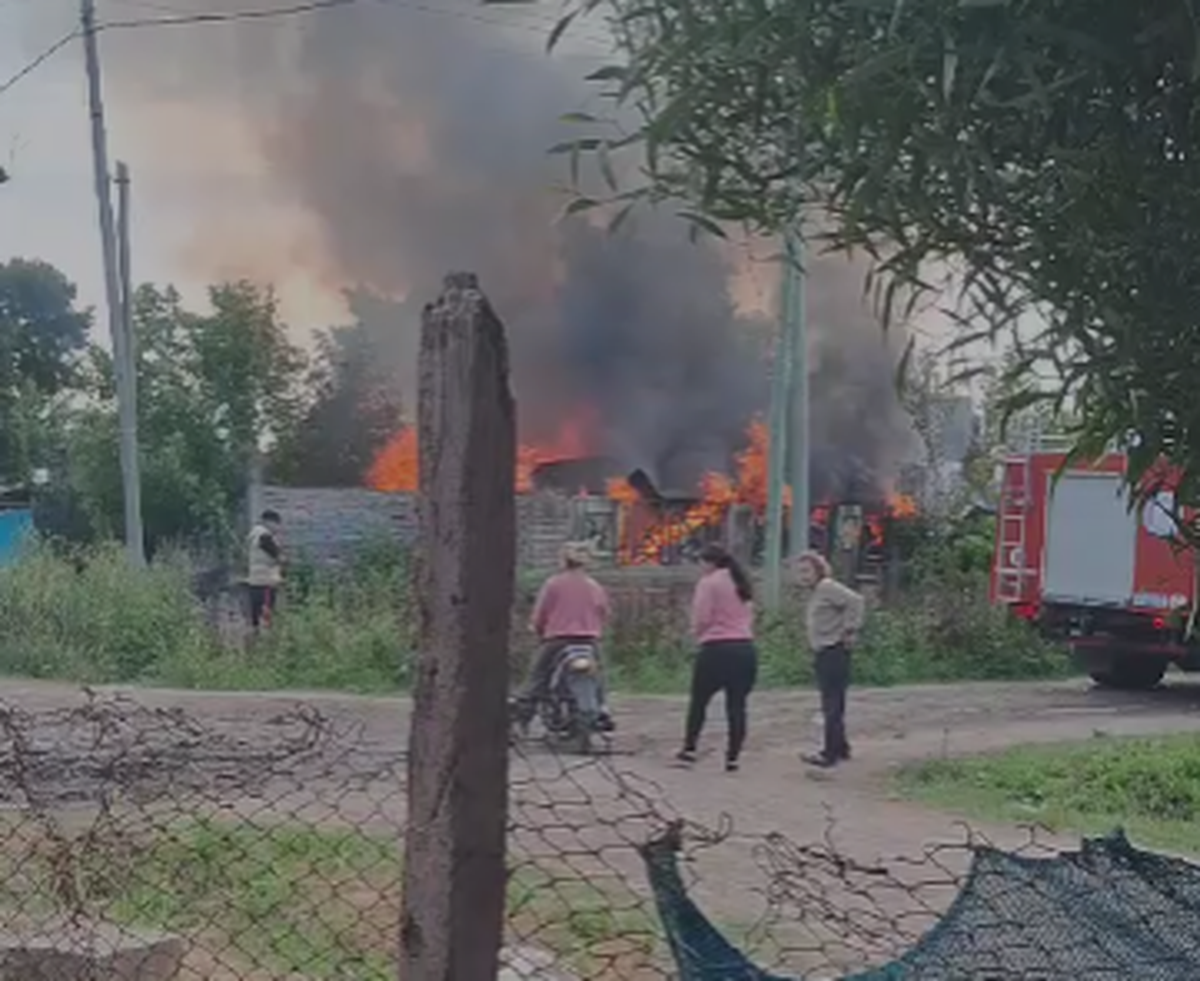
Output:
top-left (0, 0), bottom-right (614, 102)
top-left (0, 31), bottom-right (79, 98)
top-left (97, 0), bottom-right (615, 50)
top-left (99, 0), bottom-right (359, 29)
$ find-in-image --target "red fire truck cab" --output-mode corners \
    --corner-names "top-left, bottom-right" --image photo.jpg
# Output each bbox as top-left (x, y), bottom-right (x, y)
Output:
top-left (991, 440), bottom-right (1196, 689)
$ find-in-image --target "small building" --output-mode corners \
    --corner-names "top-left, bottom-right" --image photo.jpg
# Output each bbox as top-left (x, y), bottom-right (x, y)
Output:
top-left (0, 485), bottom-right (33, 567)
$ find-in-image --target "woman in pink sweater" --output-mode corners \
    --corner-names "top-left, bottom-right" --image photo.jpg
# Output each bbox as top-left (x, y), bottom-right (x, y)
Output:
top-left (677, 543), bottom-right (757, 772)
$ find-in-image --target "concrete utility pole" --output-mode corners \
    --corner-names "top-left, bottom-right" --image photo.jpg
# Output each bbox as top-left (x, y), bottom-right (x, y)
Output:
top-left (82, 0), bottom-right (144, 565)
top-left (784, 226), bottom-right (809, 563)
top-left (763, 244), bottom-right (798, 609)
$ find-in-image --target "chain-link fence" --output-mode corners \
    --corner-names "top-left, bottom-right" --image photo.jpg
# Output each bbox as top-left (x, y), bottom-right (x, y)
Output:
top-left (0, 690), bottom-right (1056, 980)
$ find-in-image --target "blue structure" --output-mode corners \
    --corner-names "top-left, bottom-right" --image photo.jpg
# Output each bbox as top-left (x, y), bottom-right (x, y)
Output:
top-left (0, 509), bottom-right (32, 566)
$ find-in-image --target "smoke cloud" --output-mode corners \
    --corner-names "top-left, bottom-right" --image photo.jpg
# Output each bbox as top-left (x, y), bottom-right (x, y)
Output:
top-left (83, 0), bottom-right (911, 496)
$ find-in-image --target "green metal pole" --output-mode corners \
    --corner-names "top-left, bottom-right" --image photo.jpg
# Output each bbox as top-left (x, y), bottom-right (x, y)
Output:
top-left (763, 243), bottom-right (797, 610)
top-left (785, 226), bottom-right (809, 562)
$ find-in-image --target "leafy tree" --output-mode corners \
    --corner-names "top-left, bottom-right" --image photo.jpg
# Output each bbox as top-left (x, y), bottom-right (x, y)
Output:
top-left (0, 259), bottom-right (90, 482)
top-left (269, 316), bottom-right (404, 487)
top-left (551, 1), bottom-right (1200, 526)
top-left (65, 283), bottom-right (307, 552)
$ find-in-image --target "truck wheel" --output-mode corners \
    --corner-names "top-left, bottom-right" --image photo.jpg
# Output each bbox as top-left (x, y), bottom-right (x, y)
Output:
top-left (1090, 656), bottom-right (1167, 691)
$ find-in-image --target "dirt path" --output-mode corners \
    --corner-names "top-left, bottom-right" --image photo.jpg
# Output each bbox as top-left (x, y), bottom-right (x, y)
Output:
top-left (6, 676), bottom-right (1200, 976)
top-left (7, 676), bottom-right (1200, 847)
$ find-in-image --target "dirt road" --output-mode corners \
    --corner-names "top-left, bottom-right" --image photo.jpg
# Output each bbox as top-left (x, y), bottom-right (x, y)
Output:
top-left (5, 676), bottom-right (1200, 975)
top-left (7, 675), bottom-right (1200, 855)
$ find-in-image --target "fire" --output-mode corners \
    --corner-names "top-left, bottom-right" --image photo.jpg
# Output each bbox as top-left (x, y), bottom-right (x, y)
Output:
top-left (730, 420), bottom-right (771, 513)
top-left (612, 417), bottom-right (789, 564)
top-left (366, 414), bottom-right (594, 493)
top-left (516, 416), bottom-right (590, 492)
top-left (888, 492), bottom-right (918, 519)
top-left (366, 427), bottom-right (418, 492)
top-left (606, 477), bottom-right (639, 506)
top-left (365, 410), bottom-right (921, 566)
top-left (627, 473), bottom-right (737, 563)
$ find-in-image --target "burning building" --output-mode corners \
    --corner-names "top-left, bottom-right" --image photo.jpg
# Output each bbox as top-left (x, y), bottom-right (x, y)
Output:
top-left (77, 0), bottom-right (924, 564)
top-left (366, 414), bottom-right (919, 570)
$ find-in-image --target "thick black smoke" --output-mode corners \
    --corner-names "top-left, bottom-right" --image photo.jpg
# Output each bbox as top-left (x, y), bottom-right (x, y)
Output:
top-left (72, 0), bottom-right (910, 493)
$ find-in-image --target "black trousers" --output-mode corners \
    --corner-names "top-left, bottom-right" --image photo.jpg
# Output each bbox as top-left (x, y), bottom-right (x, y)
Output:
top-left (249, 585), bottom-right (276, 629)
top-left (814, 643), bottom-right (851, 760)
top-left (683, 640), bottom-right (758, 762)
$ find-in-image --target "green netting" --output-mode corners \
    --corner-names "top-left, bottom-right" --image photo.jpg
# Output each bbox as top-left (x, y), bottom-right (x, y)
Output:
top-left (641, 830), bottom-right (1200, 980)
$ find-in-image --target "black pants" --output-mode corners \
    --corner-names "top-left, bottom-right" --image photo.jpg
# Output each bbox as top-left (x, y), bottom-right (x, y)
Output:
top-left (683, 640), bottom-right (758, 763)
top-left (814, 643), bottom-right (851, 760)
top-left (249, 585), bottom-right (276, 629)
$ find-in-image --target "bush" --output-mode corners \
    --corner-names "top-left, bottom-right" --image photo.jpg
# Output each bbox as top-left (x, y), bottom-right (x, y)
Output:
top-left (0, 540), bottom-right (413, 693)
top-left (0, 541), bottom-right (213, 682)
top-left (0, 537), bottom-right (1062, 695)
top-left (602, 576), bottom-right (1065, 693)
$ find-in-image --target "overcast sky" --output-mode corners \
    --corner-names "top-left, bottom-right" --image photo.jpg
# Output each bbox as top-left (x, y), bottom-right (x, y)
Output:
top-left (0, 0), bottom-right (620, 342)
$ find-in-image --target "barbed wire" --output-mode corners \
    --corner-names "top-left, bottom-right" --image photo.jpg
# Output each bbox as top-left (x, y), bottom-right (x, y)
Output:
top-left (0, 689), bottom-right (1185, 980)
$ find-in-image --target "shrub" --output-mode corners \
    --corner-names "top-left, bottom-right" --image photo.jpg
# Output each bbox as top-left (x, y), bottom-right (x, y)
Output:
top-left (0, 541), bottom-right (212, 683)
top-left (0, 540), bottom-right (413, 693)
top-left (0, 537), bottom-right (1063, 695)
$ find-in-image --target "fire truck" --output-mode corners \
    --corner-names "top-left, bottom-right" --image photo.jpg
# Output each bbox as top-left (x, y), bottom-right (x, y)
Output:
top-left (991, 437), bottom-right (1196, 689)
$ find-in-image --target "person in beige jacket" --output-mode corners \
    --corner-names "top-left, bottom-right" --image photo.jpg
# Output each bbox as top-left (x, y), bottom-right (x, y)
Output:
top-left (794, 550), bottom-right (865, 768)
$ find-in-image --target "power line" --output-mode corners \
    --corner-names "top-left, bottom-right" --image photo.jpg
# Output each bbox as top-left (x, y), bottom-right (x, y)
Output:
top-left (0, 0), bottom-right (614, 102)
top-left (97, 0), bottom-right (615, 49)
top-left (0, 32), bottom-right (79, 98)
top-left (100, 0), bottom-right (359, 29)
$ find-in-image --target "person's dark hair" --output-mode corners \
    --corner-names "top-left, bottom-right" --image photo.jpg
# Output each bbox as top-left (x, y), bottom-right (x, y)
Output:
top-left (261, 509), bottom-right (282, 524)
top-left (699, 543), bottom-right (753, 603)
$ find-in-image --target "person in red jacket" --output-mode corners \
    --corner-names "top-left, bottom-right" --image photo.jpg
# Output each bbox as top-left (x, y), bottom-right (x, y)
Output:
top-left (514, 542), bottom-right (615, 732)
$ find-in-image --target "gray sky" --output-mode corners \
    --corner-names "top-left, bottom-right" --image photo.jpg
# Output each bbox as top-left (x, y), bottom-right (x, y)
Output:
top-left (0, 0), bottom-right (617, 338)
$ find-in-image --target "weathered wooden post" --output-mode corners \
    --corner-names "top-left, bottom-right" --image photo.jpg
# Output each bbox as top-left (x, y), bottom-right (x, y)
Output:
top-left (400, 273), bottom-right (516, 980)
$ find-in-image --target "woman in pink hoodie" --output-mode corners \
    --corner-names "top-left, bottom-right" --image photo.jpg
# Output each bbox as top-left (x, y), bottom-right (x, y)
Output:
top-left (677, 543), bottom-right (757, 772)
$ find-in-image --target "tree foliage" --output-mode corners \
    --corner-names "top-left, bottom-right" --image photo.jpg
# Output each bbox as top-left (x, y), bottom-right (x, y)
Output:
top-left (62, 283), bottom-right (307, 553)
top-left (552, 0), bottom-right (1200, 521)
top-left (0, 259), bottom-right (91, 483)
top-left (269, 317), bottom-right (403, 488)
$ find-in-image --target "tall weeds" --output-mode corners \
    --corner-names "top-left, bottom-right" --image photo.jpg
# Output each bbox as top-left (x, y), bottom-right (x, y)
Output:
top-left (0, 539), bottom-right (1063, 694)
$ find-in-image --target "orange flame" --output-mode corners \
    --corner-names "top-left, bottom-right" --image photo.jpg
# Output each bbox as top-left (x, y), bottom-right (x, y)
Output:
top-left (888, 492), bottom-right (918, 519)
top-left (366, 410), bottom-right (920, 565)
top-left (366, 428), bottom-right (419, 492)
top-left (366, 413), bottom-right (595, 493)
top-left (612, 417), bottom-right (790, 564)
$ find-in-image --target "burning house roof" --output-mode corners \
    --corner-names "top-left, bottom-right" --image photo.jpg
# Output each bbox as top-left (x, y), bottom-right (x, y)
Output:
top-left (364, 414), bottom-right (918, 566)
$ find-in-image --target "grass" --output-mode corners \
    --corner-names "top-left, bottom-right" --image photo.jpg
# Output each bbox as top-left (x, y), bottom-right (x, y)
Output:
top-left (897, 733), bottom-right (1200, 856)
top-left (0, 540), bottom-right (414, 694)
top-left (599, 582), bottom-right (1067, 693)
top-left (0, 817), bottom-right (664, 979)
top-left (0, 538), bottom-right (1066, 695)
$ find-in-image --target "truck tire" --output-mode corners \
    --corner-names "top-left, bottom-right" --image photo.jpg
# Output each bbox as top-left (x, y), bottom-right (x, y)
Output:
top-left (1089, 655), bottom-right (1168, 691)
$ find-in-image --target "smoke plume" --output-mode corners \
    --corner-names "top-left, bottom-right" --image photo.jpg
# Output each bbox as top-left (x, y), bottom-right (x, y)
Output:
top-left (80, 0), bottom-right (911, 495)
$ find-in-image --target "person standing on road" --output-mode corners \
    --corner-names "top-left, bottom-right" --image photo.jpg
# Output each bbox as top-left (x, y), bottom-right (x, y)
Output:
top-left (247, 509), bottom-right (285, 631)
top-left (677, 543), bottom-right (758, 773)
top-left (795, 550), bottom-right (865, 768)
